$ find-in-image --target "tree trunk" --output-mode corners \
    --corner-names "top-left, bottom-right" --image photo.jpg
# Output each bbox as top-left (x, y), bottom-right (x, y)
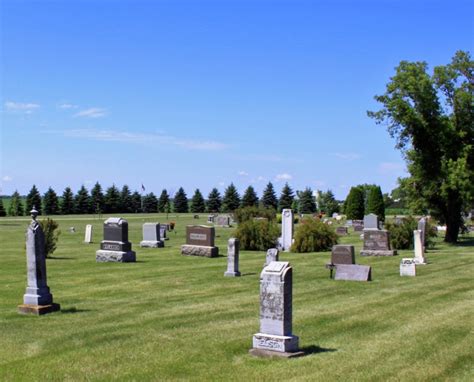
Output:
top-left (444, 196), bottom-right (461, 243)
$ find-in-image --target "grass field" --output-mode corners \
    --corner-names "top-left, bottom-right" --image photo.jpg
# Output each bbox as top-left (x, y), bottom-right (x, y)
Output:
top-left (0, 214), bottom-right (473, 381)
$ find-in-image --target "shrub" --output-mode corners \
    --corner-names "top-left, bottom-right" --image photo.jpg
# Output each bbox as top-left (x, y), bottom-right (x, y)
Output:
top-left (291, 218), bottom-right (338, 253)
top-left (234, 219), bottom-right (279, 251)
top-left (39, 218), bottom-right (61, 258)
top-left (276, 213), bottom-right (299, 224)
top-left (234, 206), bottom-right (276, 223)
top-left (385, 216), bottom-right (437, 250)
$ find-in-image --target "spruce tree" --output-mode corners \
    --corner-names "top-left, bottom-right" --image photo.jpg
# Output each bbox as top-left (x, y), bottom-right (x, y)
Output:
top-left (344, 186), bottom-right (365, 220)
top-left (190, 189), bottom-right (206, 213)
top-left (104, 185), bottom-right (121, 213)
top-left (222, 183), bottom-right (240, 212)
top-left (131, 191), bottom-right (142, 213)
top-left (158, 189), bottom-right (170, 212)
top-left (366, 185), bottom-right (385, 221)
top-left (278, 183), bottom-right (294, 212)
top-left (43, 187), bottom-right (59, 215)
top-left (60, 187), bottom-right (75, 215)
top-left (74, 185), bottom-right (91, 214)
top-left (262, 182), bottom-right (278, 210)
top-left (26, 185), bottom-right (42, 214)
top-left (8, 190), bottom-right (24, 216)
top-left (206, 188), bottom-right (222, 212)
top-left (241, 186), bottom-right (259, 207)
top-left (173, 187), bottom-right (189, 213)
top-left (90, 182), bottom-right (105, 214)
top-left (0, 198), bottom-right (6, 217)
top-left (318, 190), bottom-right (340, 216)
top-left (120, 185), bottom-right (133, 213)
top-left (142, 192), bottom-right (158, 213)
top-left (298, 188), bottom-right (316, 214)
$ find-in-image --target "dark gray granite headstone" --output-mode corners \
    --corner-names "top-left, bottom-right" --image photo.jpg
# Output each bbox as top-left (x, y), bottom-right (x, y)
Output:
top-left (336, 226), bottom-right (348, 235)
top-left (96, 217), bottom-right (136, 262)
top-left (360, 230), bottom-right (397, 256)
top-left (331, 245), bottom-right (355, 265)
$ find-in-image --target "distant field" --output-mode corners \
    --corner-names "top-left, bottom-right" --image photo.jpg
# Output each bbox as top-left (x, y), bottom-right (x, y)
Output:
top-left (0, 214), bottom-right (472, 381)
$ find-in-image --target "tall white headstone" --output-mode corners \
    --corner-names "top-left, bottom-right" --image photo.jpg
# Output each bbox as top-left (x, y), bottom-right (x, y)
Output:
top-left (224, 238), bottom-right (240, 277)
top-left (84, 224), bottom-right (93, 244)
top-left (281, 209), bottom-right (293, 252)
top-left (413, 230), bottom-right (426, 264)
top-left (418, 217), bottom-right (426, 249)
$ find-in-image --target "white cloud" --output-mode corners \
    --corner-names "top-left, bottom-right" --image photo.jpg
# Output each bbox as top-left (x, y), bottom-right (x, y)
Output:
top-left (378, 162), bottom-right (405, 174)
top-left (74, 107), bottom-right (107, 118)
top-left (58, 103), bottom-right (79, 109)
top-left (238, 171), bottom-right (249, 176)
top-left (2, 175), bottom-right (12, 182)
top-left (218, 181), bottom-right (226, 187)
top-left (275, 173), bottom-right (293, 182)
top-left (4, 101), bottom-right (40, 113)
top-left (331, 152), bottom-right (361, 161)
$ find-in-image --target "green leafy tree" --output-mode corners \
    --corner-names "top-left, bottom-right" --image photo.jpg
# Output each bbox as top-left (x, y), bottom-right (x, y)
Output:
top-left (222, 183), bottom-right (240, 212)
top-left (60, 187), bottom-right (75, 215)
top-left (120, 185), bottom-right (133, 213)
top-left (173, 187), bottom-right (189, 213)
top-left (142, 192), bottom-right (158, 213)
top-left (298, 188), bottom-right (316, 214)
top-left (26, 185), bottom-right (42, 215)
top-left (8, 190), bottom-right (24, 216)
top-left (90, 182), bottom-right (105, 214)
top-left (43, 187), bottom-right (59, 215)
top-left (131, 191), bottom-right (142, 213)
top-left (39, 218), bottom-right (61, 258)
top-left (291, 218), bottom-right (338, 253)
top-left (368, 51), bottom-right (473, 242)
top-left (206, 188), bottom-right (222, 212)
top-left (318, 190), bottom-right (340, 216)
top-left (261, 182), bottom-right (278, 210)
top-left (158, 189), bottom-right (170, 212)
top-left (104, 185), bottom-right (121, 213)
top-left (278, 183), bottom-right (295, 212)
top-left (241, 186), bottom-right (259, 207)
top-left (74, 185), bottom-right (91, 214)
top-left (0, 198), bottom-right (6, 217)
top-left (344, 187), bottom-right (365, 220)
top-left (366, 185), bottom-right (385, 221)
top-left (190, 189), bottom-right (206, 213)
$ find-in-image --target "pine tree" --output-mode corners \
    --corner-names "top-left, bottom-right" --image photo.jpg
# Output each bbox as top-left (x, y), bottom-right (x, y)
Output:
top-left (262, 182), bottom-right (278, 210)
top-left (366, 185), bottom-right (385, 221)
top-left (131, 191), bottom-right (142, 213)
top-left (173, 187), bottom-right (189, 213)
top-left (142, 192), bottom-right (158, 213)
top-left (90, 182), bottom-right (105, 214)
top-left (104, 185), bottom-right (121, 213)
top-left (43, 187), bottom-right (59, 215)
top-left (278, 183), bottom-right (294, 212)
top-left (241, 186), bottom-right (259, 207)
top-left (190, 189), bottom-right (206, 213)
top-left (26, 185), bottom-right (42, 214)
top-left (298, 188), bottom-right (316, 214)
top-left (60, 187), bottom-right (75, 215)
top-left (0, 198), bottom-right (6, 217)
top-left (206, 188), bottom-right (222, 212)
top-left (222, 183), bottom-right (241, 212)
top-left (120, 185), bottom-right (133, 213)
top-left (8, 190), bottom-right (24, 216)
top-left (318, 190), bottom-right (340, 216)
top-left (344, 186), bottom-right (365, 220)
top-left (158, 189), bottom-right (170, 212)
top-left (74, 185), bottom-right (91, 214)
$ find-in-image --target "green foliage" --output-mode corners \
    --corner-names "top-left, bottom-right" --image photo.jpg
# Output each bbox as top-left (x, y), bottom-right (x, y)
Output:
top-left (60, 187), bottom-right (75, 215)
top-left (222, 183), bottom-right (240, 212)
top-left (120, 185), bottom-right (133, 213)
top-left (130, 191), bottom-right (142, 213)
top-left (39, 218), bottom-right (61, 258)
top-left (291, 218), bottom-right (338, 253)
top-left (74, 185), bottom-right (91, 214)
top-left (234, 219), bottom-right (279, 251)
top-left (318, 189), bottom-right (340, 216)
top-left (368, 51), bottom-right (474, 243)
top-left (190, 189), bottom-right (206, 213)
top-left (261, 182), bottom-right (278, 210)
top-left (173, 187), bottom-right (189, 213)
top-left (278, 182), bottom-right (294, 212)
top-left (366, 185), bottom-right (385, 221)
top-left (43, 187), bottom-right (59, 215)
top-left (8, 190), bottom-right (24, 216)
top-left (0, 198), bottom-right (6, 217)
top-left (206, 188), bottom-right (222, 213)
top-left (158, 189), bottom-right (170, 213)
top-left (104, 185), bottom-right (121, 213)
top-left (344, 187), bottom-right (365, 220)
top-left (26, 185), bottom-right (42, 215)
top-left (241, 186), bottom-right (259, 207)
top-left (386, 217), bottom-right (437, 250)
top-left (90, 182), bottom-right (105, 214)
top-left (298, 188), bottom-right (316, 214)
top-left (234, 206), bottom-right (276, 223)
top-left (142, 192), bottom-right (158, 213)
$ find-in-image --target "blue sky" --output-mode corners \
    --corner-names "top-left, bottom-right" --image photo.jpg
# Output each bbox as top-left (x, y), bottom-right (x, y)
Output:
top-left (1, 0), bottom-right (473, 199)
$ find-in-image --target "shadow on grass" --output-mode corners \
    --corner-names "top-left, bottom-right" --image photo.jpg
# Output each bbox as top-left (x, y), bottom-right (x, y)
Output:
top-left (242, 272), bottom-right (257, 277)
top-left (47, 256), bottom-right (76, 260)
top-left (300, 345), bottom-right (337, 355)
top-left (456, 237), bottom-right (474, 247)
top-left (61, 307), bottom-right (92, 314)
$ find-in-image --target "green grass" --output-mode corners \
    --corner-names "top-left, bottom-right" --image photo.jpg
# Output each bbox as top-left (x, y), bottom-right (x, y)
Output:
top-left (0, 214), bottom-right (473, 381)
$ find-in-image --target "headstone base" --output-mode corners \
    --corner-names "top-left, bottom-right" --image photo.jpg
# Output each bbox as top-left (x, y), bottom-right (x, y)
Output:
top-left (18, 303), bottom-right (60, 315)
top-left (96, 250), bottom-right (136, 262)
top-left (249, 348), bottom-right (305, 358)
top-left (413, 258), bottom-right (426, 265)
top-left (252, 333), bottom-right (299, 353)
top-left (360, 250), bottom-right (397, 256)
top-left (181, 245), bottom-right (219, 258)
top-left (140, 240), bottom-right (164, 248)
top-left (224, 271), bottom-right (241, 277)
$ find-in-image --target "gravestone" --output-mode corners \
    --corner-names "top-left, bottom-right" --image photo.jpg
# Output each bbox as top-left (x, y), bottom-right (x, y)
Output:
top-left (84, 224), bottom-right (93, 244)
top-left (207, 214), bottom-right (216, 223)
top-left (18, 208), bottom-right (60, 315)
top-left (331, 245), bottom-right (355, 265)
top-left (346, 219), bottom-right (353, 227)
top-left (140, 223), bottom-right (164, 248)
top-left (280, 209), bottom-right (293, 252)
top-left (181, 225), bottom-right (219, 257)
top-left (400, 258), bottom-right (416, 276)
top-left (364, 213), bottom-right (379, 230)
top-left (413, 230), bottom-right (426, 264)
top-left (264, 248), bottom-right (279, 267)
top-left (353, 220), bottom-right (364, 231)
top-left (336, 226), bottom-right (348, 236)
top-left (215, 215), bottom-right (231, 227)
top-left (334, 264), bottom-right (371, 281)
top-left (360, 230), bottom-right (397, 256)
top-left (159, 225), bottom-right (169, 240)
top-left (224, 238), bottom-right (240, 277)
top-left (69, 227), bottom-right (76, 233)
top-left (96, 217), bottom-right (136, 262)
top-left (250, 261), bottom-right (303, 358)
top-left (418, 217), bottom-right (426, 249)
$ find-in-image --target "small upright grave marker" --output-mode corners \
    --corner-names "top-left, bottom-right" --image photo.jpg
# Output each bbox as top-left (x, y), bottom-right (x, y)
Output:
top-left (215, 215), bottom-right (231, 227)
top-left (264, 248), bottom-right (279, 266)
top-left (84, 224), bottom-right (93, 243)
top-left (181, 225), bottom-right (219, 257)
top-left (140, 223), bottom-right (164, 248)
top-left (336, 226), bottom-right (348, 236)
top-left (400, 258), bottom-right (416, 277)
top-left (224, 238), bottom-right (241, 277)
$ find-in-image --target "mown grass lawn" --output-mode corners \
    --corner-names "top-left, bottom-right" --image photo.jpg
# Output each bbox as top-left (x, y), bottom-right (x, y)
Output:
top-left (0, 214), bottom-right (473, 381)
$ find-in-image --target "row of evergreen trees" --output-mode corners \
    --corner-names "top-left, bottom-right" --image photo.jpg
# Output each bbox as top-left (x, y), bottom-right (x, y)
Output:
top-left (344, 184), bottom-right (385, 221)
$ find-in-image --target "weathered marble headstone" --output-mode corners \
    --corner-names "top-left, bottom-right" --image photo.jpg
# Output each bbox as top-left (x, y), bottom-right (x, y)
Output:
top-left (224, 238), bottom-right (240, 277)
top-left (181, 225), bottom-right (219, 257)
top-left (215, 215), bottom-right (231, 227)
top-left (400, 258), bottom-right (416, 277)
top-left (84, 224), bottom-right (93, 244)
top-left (250, 261), bottom-right (303, 358)
top-left (346, 219), bottom-right (353, 227)
top-left (159, 225), bottom-right (168, 240)
top-left (336, 226), bottom-right (348, 236)
top-left (96, 217), bottom-right (136, 262)
top-left (207, 214), bottom-right (216, 223)
top-left (413, 230), bottom-right (426, 264)
top-left (364, 213), bottom-right (379, 230)
top-left (280, 209), bottom-right (294, 252)
top-left (334, 264), bottom-right (372, 281)
top-left (331, 245), bottom-right (355, 265)
top-left (360, 230), bottom-right (397, 256)
top-left (264, 248), bottom-right (279, 267)
top-left (353, 220), bottom-right (364, 232)
top-left (418, 217), bottom-right (426, 249)
top-left (18, 208), bottom-right (60, 315)
top-left (140, 223), bottom-right (164, 248)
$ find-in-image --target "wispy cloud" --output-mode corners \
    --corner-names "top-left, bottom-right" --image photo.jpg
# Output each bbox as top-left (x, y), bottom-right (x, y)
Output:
top-left (275, 173), bottom-right (293, 182)
top-left (2, 175), bottom-right (12, 182)
top-left (378, 162), bottom-right (405, 174)
top-left (74, 107), bottom-right (107, 118)
top-left (238, 171), bottom-right (249, 176)
top-left (250, 176), bottom-right (267, 184)
top-left (233, 154), bottom-right (283, 162)
top-left (331, 152), bottom-right (361, 161)
top-left (58, 103), bottom-right (79, 109)
top-left (4, 101), bottom-right (40, 114)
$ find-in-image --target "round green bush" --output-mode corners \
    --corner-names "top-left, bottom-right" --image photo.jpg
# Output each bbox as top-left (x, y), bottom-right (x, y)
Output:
top-left (385, 216), bottom-right (437, 250)
top-left (234, 219), bottom-right (279, 251)
top-left (291, 218), bottom-right (338, 253)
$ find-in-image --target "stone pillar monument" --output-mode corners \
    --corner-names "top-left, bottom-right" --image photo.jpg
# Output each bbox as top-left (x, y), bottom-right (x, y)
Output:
top-left (413, 230), bottom-right (426, 264)
top-left (418, 217), bottom-right (426, 250)
top-left (18, 207), bottom-right (60, 315)
top-left (280, 209), bottom-right (293, 252)
top-left (224, 238), bottom-right (241, 277)
top-left (84, 224), bottom-right (93, 243)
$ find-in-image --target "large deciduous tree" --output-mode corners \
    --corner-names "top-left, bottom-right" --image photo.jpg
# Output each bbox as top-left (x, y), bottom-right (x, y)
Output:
top-left (368, 51), bottom-right (473, 242)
